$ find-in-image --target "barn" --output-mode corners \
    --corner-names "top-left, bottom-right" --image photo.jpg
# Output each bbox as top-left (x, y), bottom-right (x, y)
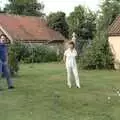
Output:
top-left (0, 14), bottom-right (66, 51)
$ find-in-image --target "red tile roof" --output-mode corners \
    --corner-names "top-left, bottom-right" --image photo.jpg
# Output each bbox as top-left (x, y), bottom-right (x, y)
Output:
top-left (108, 16), bottom-right (120, 36)
top-left (0, 14), bottom-right (65, 43)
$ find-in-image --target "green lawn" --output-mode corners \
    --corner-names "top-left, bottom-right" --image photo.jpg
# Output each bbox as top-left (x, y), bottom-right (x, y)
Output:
top-left (0, 63), bottom-right (120, 120)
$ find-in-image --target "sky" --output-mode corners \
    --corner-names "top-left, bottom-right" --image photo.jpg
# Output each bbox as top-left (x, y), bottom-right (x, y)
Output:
top-left (0, 0), bottom-right (100, 15)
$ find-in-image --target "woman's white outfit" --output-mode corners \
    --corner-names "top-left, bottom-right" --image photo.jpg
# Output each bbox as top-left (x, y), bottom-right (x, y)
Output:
top-left (64, 48), bottom-right (80, 88)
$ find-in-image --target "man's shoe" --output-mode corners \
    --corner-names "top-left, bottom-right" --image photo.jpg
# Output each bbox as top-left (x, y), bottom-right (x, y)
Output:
top-left (0, 88), bottom-right (3, 91)
top-left (8, 86), bottom-right (15, 89)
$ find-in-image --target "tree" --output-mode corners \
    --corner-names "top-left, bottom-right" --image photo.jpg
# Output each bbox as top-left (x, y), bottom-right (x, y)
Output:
top-left (4, 0), bottom-right (44, 16)
top-left (67, 5), bottom-right (96, 40)
top-left (80, 0), bottom-right (120, 69)
top-left (47, 12), bottom-right (69, 38)
top-left (79, 35), bottom-right (114, 69)
top-left (67, 5), bottom-right (96, 55)
top-left (96, 0), bottom-right (120, 54)
top-left (99, 0), bottom-right (120, 27)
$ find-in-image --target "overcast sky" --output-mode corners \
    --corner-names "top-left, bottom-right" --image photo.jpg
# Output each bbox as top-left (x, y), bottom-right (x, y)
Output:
top-left (0, 0), bottom-right (100, 15)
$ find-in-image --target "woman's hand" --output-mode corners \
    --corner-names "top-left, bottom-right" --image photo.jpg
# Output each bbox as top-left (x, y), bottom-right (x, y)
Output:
top-left (63, 56), bottom-right (66, 63)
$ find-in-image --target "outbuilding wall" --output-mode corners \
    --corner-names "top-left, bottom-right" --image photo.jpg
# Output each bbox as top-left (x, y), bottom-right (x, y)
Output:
top-left (109, 36), bottom-right (120, 69)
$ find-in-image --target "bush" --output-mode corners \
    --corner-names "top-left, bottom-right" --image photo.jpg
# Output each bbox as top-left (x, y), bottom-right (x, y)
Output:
top-left (8, 42), bottom-right (28, 75)
top-left (9, 42), bottom-right (59, 63)
top-left (23, 45), bottom-right (58, 63)
top-left (79, 36), bottom-right (114, 69)
top-left (8, 42), bottom-right (59, 75)
top-left (8, 43), bottom-right (20, 76)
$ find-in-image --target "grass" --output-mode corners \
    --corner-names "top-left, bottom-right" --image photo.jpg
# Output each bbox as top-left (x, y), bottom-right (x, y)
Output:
top-left (0, 63), bottom-right (120, 120)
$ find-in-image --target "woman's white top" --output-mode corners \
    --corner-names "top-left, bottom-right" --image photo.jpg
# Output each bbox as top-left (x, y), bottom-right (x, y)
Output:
top-left (64, 48), bottom-right (77, 68)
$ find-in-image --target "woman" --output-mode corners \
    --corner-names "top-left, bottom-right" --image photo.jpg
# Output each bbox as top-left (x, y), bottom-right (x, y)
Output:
top-left (63, 41), bottom-right (80, 88)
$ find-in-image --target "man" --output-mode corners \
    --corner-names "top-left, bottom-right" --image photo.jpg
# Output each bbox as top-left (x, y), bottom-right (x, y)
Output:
top-left (0, 34), bottom-right (15, 89)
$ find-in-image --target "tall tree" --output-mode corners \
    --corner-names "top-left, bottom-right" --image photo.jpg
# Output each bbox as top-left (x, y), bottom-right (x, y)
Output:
top-left (67, 5), bottom-right (96, 40)
top-left (99, 0), bottom-right (120, 28)
top-left (96, 0), bottom-right (120, 44)
top-left (47, 12), bottom-right (69, 38)
top-left (4, 0), bottom-right (44, 16)
top-left (67, 5), bottom-right (96, 55)
top-left (80, 0), bottom-right (120, 69)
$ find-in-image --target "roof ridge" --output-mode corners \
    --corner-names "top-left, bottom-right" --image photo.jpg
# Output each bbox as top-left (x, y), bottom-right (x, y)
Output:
top-left (0, 13), bottom-right (45, 20)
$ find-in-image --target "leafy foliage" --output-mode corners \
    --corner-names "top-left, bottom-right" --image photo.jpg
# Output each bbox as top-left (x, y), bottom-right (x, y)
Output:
top-left (4, 0), bottom-right (44, 16)
top-left (79, 36), bottom-right (114, 69)
top-left (8, 43), bottom-right (19, 76)
top-left (67, 5), bottom-right (96, 55)
top-left (67, 5), bottom-right (96, 40)
top-left (47, 12), bottom-right (69, 38)
top-left (9, 42), bottom-right (58, 63)
top-left (7, 42), bottom-right (59, 75)
top-left (79, 0), bottom-right (120, 69)
top-left (23, 45), bottom-right (58, 63)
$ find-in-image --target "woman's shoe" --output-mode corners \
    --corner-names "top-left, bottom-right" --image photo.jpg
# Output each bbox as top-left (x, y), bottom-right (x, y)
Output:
top-left (76, 86), bottom-right (80, 88)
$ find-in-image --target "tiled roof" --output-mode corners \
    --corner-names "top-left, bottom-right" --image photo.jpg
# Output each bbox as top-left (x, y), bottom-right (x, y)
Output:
top-left (108, 16), bottom-right (120, 36)
top-left (0, 14), bottom-right (65, 42)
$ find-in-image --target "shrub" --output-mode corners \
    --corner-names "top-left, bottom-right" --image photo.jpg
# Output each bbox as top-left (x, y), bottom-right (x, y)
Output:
top-left (79, 36), bottom-right (114, 69)
top-left (8, 43), bottom-right (20, 76)
top-left (8, 42), bottom-right (60, 75)
top-left (23, 45), bottom-right (58, 63)
top-left (8, 43), bottom-right (58, 63)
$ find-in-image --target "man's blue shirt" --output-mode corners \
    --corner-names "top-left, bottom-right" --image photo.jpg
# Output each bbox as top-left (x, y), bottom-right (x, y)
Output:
top-left (0, 43), bottom-right (7, 62)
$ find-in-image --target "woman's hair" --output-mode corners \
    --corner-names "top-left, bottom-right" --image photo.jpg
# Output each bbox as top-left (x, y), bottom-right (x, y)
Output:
top-left (68, 41), bottom-right (75, 48)
top-left (0, 34), bottom-right (7, 39)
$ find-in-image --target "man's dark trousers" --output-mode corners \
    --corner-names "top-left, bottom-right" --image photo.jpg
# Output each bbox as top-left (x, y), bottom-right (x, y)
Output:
top-left (0, 62), bottom-right (13, 87)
